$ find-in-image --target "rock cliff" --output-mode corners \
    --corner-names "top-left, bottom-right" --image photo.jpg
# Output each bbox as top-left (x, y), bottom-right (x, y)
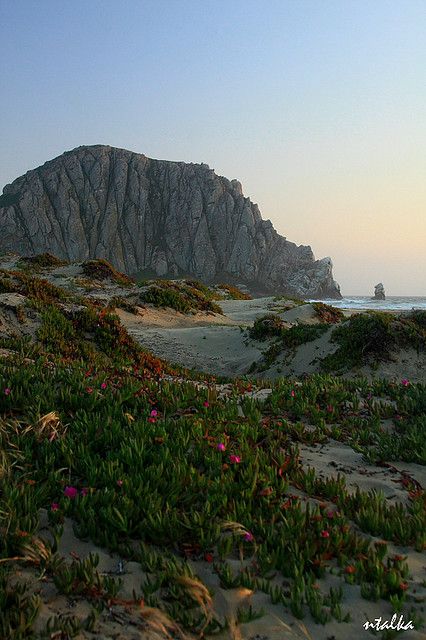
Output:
top-left (0, 145), bottom-right (341, 298)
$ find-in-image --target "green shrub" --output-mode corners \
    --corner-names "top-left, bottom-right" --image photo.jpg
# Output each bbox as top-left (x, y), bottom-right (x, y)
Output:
top-left (410, 310), bottom-right (426, 330)
top-left (140, 280), bottom-right (223, 314)
top-left (249, 314), bottom-right (287, 340)
top-left (141, 286), bottom-right (192, 313)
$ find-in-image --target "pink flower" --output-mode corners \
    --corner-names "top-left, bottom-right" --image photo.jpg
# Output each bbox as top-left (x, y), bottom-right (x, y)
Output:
top-left (401, 379), bottom-right (409, 387)
top-left (86, 387), bottom-right (93, 394)
top-left (150, 409), bottom-right (158, 417)
top-left (244, 532), bottom-right (254, 542)
top-left (51, 502), bottom-right (59, 512)
top-left (217, 442), bottom-right (226, 452)
top-left (229, 455), bottom-right (241, 464)
top-left (290, 390), bottom-right (295, 398)
top-left (117, 479), bottom-right (123, 487)
top-left (203, 401), bottom-right (209, 408)
top-left (326, 510), bottom-right (335, 519)
top-left (326, 404), bottom-right (333, 413)
top-left (320, 530), bottom-right (330, 538)
top-left (148, 417), bottom-right (156, 423)
top-left (64, 486), bottom-right (78, 499)
top-left (4, 387), bottom-right (11, 395)
top-left (80, 487), bottom-right (89, 496)
top-left (100, 382), bottom-right (107, 390)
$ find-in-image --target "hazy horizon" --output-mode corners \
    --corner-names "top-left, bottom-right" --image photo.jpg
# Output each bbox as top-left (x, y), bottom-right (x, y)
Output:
top-left (1, 0), bottom-right (425, 296)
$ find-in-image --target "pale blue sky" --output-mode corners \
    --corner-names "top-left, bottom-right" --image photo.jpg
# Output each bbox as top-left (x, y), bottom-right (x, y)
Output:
top-left (1, 0), bottom-right (425, 294)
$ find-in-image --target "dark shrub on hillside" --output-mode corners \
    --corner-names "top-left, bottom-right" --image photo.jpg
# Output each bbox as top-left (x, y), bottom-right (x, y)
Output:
top-left (82, 259), bottom-right (134, 286)
top-left (21, 253), bottom-right (67, 269)
top-left (312, 302), bottom-right (344, 324)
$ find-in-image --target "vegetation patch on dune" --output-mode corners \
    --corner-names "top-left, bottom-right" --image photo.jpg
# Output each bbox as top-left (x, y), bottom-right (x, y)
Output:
top-left (249, 314), bottom-right (329, 370)
top-left (312, 301), bottom-right (344, 324)
top-left (322, 311), bottom-right (426, 372)
top-left (249, 313), bottom-right (288, 340)
top-left (0, 270), bottom-right (69, 304)
top-left (140, 279), bottom-right (223, 314)
top-left (215, 283), bottom-right (252, 300)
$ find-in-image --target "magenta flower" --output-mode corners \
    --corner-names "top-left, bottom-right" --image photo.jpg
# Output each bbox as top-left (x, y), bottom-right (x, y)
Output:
top-left (100, 382), bottom-right (107, 390)
top-left (229, 455), bottom-right (241, 464)
top-left (86, 387), bottom-right (93, 394)
top-left (64, 486), bottom-right (78, 499)
top-left (326, 510), bottom-right (334, 519)
top-left (203, 401), bottom-right (209, 407)
top-left (320, 530), bottom-right (330, 538)
top-left (117, 479), bottom-right (123, 487)
top-left (150, 409), bottom-right (158, 417)
top-left (326, 404), bottom-right (333, 413)
top-left (401, 379), bottom-right (409, 387)
top-left (217, 442), bottom-right (226, 452)
top-left (51, 502), bottom-right (59, 512)
top-left (4, 388), bottom-right (11, 396)
top-left (244, 532), bottom-right (254, 542)
top-left (80, 487), bottom-right (89, 497)
top-left (290, 390), bottom-right (295, 398)
top-left (148, 416), bottom-right (156, 423)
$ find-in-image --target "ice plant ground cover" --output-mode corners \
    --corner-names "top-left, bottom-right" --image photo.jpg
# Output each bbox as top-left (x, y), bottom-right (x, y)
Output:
top-left (1, 359), bottom-right (425, 636)
top-left (0, 257), bottom-right (424, 638)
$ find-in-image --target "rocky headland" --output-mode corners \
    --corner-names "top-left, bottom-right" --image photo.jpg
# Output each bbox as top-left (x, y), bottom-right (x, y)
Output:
top-left (0, 145), bottom-right (341, 299)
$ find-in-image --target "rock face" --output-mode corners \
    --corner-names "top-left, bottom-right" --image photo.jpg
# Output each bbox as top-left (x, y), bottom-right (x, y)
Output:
top-left (0, 145), bottom-right (341, 298)
top-left (373, 283), bottom-right (386, 300)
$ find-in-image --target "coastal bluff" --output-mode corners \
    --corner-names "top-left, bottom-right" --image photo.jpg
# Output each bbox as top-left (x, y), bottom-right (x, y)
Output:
top-left (0, 145), bottom-right (341, 298)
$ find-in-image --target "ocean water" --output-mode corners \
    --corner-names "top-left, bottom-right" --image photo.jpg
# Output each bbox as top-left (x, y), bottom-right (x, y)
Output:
top-left (309, 296), bottom-right (426, 311)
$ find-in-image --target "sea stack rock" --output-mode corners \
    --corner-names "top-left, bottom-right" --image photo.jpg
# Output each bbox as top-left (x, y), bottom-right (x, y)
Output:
top-left (373, 283), bottom-right (386, 300)
top-left (0, 145), bottom-right (342, 299)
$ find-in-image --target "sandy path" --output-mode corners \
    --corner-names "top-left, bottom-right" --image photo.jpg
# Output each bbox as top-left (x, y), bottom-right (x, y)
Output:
top-left (127, 325), bottom-right (262, 377)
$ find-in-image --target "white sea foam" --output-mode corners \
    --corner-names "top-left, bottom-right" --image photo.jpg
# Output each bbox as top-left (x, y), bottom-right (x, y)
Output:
top-left (309, 296), bottom-right (426, 311)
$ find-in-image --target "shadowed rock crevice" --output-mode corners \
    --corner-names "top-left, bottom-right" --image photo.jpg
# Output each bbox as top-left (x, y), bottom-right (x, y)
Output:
top-left (0, 145), bottom-right (341, 298)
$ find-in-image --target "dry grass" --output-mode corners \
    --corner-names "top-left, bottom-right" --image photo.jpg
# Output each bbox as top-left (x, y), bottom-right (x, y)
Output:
top-left (22, 411), bottom-right (67, 442)
top-left (175, 575), bottom-right (214, 631)
top-left (139, 604), bottom-right (189, 639)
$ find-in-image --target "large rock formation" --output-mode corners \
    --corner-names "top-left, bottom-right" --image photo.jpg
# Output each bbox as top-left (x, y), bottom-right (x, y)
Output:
top-left (0, 145), bottom-right (341, 298)
top-left (373, 283), bottom-right (386, 300)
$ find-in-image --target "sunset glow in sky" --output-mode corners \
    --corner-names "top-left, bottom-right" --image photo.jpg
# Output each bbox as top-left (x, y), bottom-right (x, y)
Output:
top-left (1, 0), bottom-right (425, 295)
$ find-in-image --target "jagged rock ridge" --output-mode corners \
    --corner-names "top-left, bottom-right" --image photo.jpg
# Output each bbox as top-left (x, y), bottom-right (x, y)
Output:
top-left (0, 145), bottom-right (341, 298)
